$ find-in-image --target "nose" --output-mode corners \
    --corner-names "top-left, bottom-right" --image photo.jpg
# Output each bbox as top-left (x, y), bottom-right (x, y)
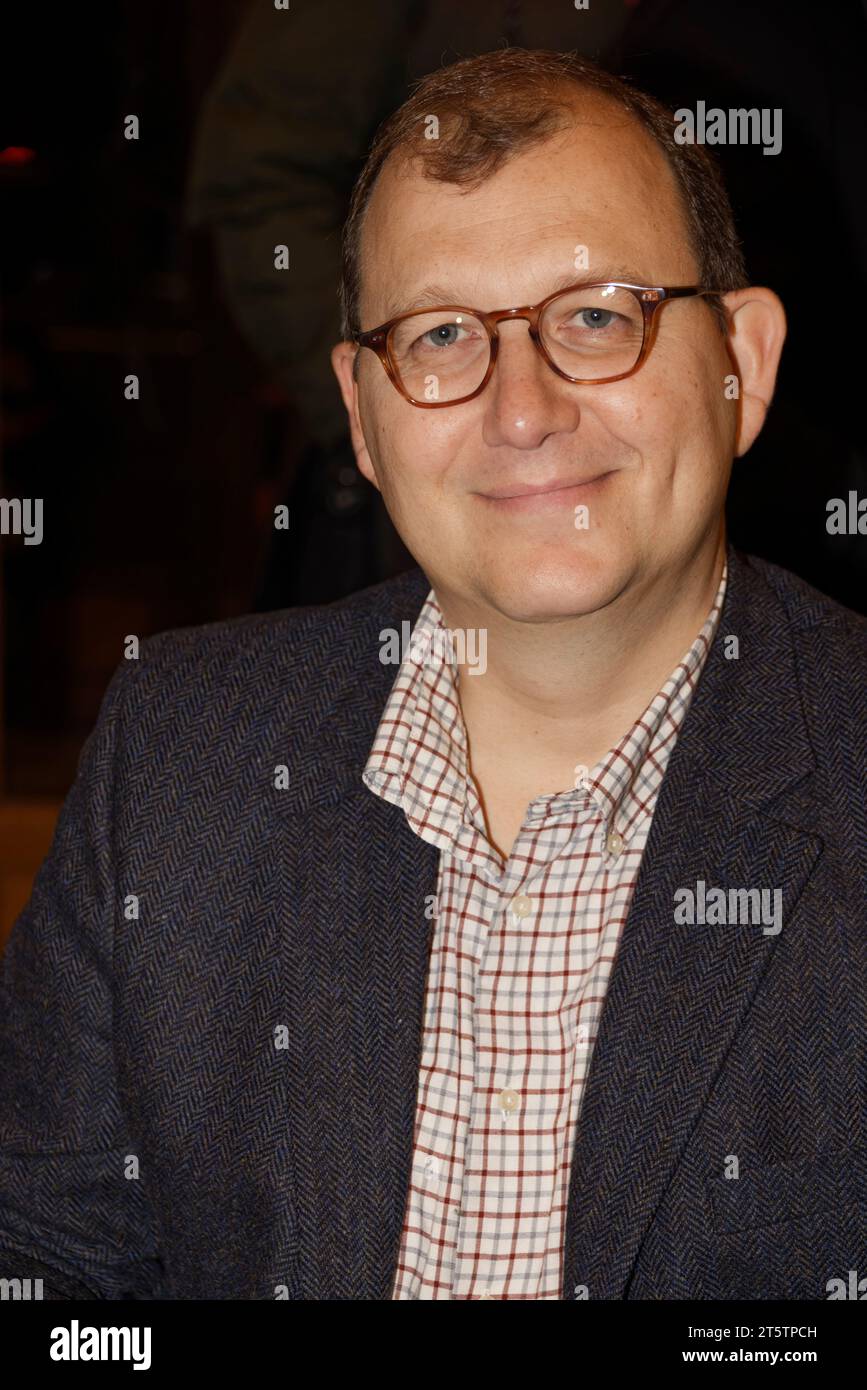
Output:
top-left (481, 316), bottom-right (581, 450)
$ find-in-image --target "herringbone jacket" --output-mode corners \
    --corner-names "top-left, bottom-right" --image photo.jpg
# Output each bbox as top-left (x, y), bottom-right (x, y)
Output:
top-left (1, 545), bottom-right (866, 1299)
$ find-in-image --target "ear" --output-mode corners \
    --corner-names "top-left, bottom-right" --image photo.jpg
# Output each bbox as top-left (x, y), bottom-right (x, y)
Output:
top-left (721, 287), bottom-right (787, 457)
top-left (330, 342), bottom-right (380, 490)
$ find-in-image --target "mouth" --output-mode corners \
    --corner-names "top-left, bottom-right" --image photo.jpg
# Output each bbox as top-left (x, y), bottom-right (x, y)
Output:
top-left (475, 471), bottom-right (616, 511)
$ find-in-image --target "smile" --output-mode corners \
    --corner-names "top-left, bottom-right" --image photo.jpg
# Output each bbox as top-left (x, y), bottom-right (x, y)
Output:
top-left (475, 472), bottom-right (616, 511)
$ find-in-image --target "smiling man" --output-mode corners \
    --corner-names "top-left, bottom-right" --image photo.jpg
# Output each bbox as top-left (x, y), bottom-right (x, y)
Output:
top-left (331, 52), bottom-right (783, 867)
top-left (1, 48), bottom-right (866, 1304)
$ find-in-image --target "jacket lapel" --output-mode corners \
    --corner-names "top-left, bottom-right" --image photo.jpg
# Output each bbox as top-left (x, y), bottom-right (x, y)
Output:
top-left (561, 547), bottom-right (827, 1298)
top-left (280, 789), bottom-right (438, 1299)
top-left (276, 568), bottom-right (438, 1300)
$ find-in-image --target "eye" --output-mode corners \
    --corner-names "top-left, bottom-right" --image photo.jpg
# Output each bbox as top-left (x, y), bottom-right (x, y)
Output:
top-left (418, 322), bottom-right (465, 349)
top-left (575, 307), bottom-right (618, 330)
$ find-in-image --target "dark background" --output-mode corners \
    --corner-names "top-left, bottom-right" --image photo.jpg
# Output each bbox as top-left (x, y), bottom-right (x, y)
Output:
top-left (1, 0), bottom-right (866, 802)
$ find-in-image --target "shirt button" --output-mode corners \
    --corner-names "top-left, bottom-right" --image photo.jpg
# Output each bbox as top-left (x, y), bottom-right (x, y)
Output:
top-left (606, 829), bottom-right (624, 858)
top-left (498, 1088), bottom-right (520, 1112)
top-left (509, 894), bottom-right (532, 918)
top-left (479, 1292), bottom-right (497, 1300)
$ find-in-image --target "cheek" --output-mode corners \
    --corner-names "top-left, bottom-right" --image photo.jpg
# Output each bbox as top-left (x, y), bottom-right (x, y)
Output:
top-left (654, 366), bottom-right (736, 516)
top-left (661, 330), bottom-right (737, 442)
top-left (363, 393), bottom-right (465, 514)
top-left (586, 381), bottom-right (676, 469)
top-left (678, 361), bottom-right (738, 465)
top-left (606, 354), bottom-right (732, 462)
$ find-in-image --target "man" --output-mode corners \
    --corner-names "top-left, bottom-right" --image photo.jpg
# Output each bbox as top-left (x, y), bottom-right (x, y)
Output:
top-left (1, 49), bottom-right (865, 1301)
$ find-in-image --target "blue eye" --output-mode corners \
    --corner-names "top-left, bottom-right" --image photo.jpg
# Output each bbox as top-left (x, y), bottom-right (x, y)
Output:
top-left (577, 308), bottom-right (616, 329)
top-left (422, 323), bottom-right (461, 348)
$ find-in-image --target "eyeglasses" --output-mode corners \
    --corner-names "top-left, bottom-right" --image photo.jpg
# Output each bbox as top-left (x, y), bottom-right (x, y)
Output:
top-left (353, 281), bottom-right (724, 407)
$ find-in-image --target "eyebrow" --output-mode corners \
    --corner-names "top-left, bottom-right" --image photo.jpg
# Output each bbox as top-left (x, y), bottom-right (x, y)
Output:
top-left (377, 266), bottom-right (652, 323)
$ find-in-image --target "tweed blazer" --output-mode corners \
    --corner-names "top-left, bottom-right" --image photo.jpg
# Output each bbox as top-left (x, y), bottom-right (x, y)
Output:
top-left (1, 544), bottom-right (866, 1300)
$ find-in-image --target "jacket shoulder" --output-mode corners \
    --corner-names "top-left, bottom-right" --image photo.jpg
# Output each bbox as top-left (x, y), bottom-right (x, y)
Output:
top-left (94, 568), bottom-right (430, 784)
top-left (739, 550), bottom-right (867, 651)
top-left (131, 566), bottom-right (429, 692)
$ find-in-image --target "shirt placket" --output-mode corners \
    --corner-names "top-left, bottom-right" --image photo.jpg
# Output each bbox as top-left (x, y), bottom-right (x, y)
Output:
top-left (451, 798), bottom-right (598, 1300)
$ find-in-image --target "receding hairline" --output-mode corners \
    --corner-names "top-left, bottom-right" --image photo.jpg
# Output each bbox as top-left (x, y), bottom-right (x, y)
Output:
top-left (341, 48), bottom-right (745, 364)
top-left (354, 92), bottom-right (696, 332)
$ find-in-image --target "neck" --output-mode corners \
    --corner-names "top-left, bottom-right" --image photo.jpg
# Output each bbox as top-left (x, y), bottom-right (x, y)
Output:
top-left (436, 534), bottom-right (727, 780)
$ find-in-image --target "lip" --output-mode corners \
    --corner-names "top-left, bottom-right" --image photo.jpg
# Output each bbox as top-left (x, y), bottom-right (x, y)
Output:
top-left (476, 472), bottom-right (616, 509)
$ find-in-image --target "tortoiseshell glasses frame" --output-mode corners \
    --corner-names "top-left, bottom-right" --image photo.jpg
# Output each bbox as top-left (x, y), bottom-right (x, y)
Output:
top-left (353, 281), bottom-right (726, 407)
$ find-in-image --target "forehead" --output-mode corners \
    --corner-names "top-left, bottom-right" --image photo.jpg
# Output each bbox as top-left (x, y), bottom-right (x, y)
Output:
top-left (358, 99), bottom-right (697, 325)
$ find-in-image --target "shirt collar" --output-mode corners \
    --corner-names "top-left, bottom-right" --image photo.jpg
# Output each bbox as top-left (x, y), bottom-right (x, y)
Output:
top-left (586, 562), bottom-right (727, 835)
top-left (363, 562), bottom-right (728, 846)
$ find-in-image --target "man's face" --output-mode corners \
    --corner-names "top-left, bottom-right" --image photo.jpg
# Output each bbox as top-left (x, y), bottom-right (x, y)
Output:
top-left (343, 101), bottom-right (739, 622)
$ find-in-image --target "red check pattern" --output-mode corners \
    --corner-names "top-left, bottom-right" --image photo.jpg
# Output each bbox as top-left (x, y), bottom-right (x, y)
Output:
top-left (363, 565), bottom-right (727, 1299)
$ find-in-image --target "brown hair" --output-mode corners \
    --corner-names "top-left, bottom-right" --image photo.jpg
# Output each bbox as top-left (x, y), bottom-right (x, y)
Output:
top-left (338, 47), bottom-right (748, 354)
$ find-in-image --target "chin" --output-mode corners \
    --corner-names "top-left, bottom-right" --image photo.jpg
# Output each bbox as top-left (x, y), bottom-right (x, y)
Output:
top-left (477, 545), bottom-right (629, 623)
